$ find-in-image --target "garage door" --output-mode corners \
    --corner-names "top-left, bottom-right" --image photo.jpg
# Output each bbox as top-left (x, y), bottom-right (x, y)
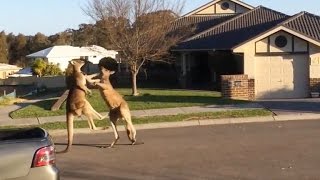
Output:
top-left (255, 54), bottom-right (309, 99)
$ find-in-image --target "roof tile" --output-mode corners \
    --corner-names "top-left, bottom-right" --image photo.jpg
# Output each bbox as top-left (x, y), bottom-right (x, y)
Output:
top-left (174, 6), bottom-right (289, 50)
top-left (172, 14), bottom-right (237, 35)
top-left (283, 12), bottom-right (320, 41)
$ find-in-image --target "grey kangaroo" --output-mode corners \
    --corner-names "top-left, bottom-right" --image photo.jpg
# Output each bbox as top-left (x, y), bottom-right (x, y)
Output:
top-left (88, 66), bottom-right (136, 148)
top-left (61, 59), bottom-right (105, 153)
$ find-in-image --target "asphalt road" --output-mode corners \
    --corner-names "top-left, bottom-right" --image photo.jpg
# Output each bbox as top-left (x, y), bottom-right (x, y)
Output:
top-left (54, 120), bottom-right (320, 180)
top-left (257, 98), bottom-right (320, 115)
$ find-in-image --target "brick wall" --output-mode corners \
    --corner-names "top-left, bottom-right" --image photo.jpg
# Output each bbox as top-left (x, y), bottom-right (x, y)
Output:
top-left (248, 79), bottom-right (255, 100)
top-left (221, 74), bottom-right (255, 100)
top-left (310, 78), bottom-right (320, 92)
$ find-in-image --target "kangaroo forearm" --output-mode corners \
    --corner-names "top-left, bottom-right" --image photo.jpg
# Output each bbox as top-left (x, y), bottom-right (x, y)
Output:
top-left (86, 73), bottom-right (99, 79)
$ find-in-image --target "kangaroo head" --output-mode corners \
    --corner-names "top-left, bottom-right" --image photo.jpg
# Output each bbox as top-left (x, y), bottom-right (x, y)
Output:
top-left (100, 66), bottom-right (115, 80)
top-left (69, 59), bottom-right (85, 71)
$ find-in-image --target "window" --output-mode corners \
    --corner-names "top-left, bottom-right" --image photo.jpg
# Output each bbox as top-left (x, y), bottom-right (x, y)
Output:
top-left (275, 35), bottom-right (288, 48)
top-left (221, 2), bottom-right (230, 10)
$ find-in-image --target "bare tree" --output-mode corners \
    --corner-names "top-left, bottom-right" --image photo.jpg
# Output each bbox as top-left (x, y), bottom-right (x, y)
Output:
top-left (83, 0), bottom-right (191, 96)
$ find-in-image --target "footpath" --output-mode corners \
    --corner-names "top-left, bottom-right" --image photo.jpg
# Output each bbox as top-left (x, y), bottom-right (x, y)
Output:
top-left (2, 101), bottom-right (320, 136)
top-left (0, 103), bottom-right (264, 127)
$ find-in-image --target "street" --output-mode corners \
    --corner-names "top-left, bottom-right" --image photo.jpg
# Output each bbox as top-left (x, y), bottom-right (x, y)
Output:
top-left (54, 120), bottom-right (320, 180)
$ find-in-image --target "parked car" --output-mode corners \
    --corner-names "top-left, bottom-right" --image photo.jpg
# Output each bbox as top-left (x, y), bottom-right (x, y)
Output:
top-left (0, 127), bottom-right (59, 180)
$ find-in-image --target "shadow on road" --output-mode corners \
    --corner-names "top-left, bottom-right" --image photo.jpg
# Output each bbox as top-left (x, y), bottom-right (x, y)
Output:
top-left (257, 98), bottom-right (320, 115)
top-left (54, 142), bottom-right (137, 148)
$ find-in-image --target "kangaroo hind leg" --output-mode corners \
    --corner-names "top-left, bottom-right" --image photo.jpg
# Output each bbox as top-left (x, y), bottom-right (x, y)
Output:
top-left (121, 107), bottom-right (136, 145)
top-left (83, 102), bottom-right (98, 130)
top-left (109, 111), bottom-right (120, 148)
top-left (60, 112), bottom-right (75, 153)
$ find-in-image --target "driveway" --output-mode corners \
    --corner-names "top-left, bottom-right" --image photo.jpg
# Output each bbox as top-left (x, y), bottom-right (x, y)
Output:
top-left (257, 98), bottom-right (320, 115)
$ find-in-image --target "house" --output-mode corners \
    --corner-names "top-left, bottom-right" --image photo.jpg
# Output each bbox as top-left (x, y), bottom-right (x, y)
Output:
top-left (172, 0), bottom-right (320, 99)
top-left (26, 45), bottom-right (118, 72)
top-left (7, 67), bottom-right (33, 78)
top-left (0, 63), bottom-right (21, 79)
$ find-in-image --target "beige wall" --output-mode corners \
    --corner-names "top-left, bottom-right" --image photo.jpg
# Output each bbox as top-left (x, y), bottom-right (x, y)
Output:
top-left (294, 37), bottom-right (308, 52)
top-left (255, 31), bottom-right (309, 53)
top-left (196, 4), bottom-right (216, 15)
top-left (235, 42), bottom-right (255, 78)
top-left (256, 38), bottom-right (268, 53)
top-left (269, 31), bottom-right (292, 52)
top-left (216, 0), bottom-right (237, 14)
top-left (0, 69), bottom-right (20, 79)
top-left (234, 35), bottom-right (313, 80)
top-left (195, 0), bottom-right (249, 15)
top-left (310, 44), bottom-right (320, 78)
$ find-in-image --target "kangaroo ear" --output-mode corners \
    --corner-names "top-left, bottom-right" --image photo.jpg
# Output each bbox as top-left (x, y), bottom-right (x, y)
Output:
top-left (69, 60), bottom-right (75, 65)
top-left (110, 71), bottom-right (115, 75)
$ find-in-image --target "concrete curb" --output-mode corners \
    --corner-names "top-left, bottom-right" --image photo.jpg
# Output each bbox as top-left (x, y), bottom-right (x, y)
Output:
top-left (48, 115), bottom-right (320, 137)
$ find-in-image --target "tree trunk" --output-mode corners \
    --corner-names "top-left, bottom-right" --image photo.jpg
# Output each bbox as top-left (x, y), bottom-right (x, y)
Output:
top-left (131, 71), bottom-right (139, 96)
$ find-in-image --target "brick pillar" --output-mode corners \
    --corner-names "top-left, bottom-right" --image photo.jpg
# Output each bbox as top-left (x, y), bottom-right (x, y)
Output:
top-left (248, 79), bottom-right (255, 100)
top-left (310, 78), bottom-right (320, 92)
top-left (221, 75), bottom-right (253, 100)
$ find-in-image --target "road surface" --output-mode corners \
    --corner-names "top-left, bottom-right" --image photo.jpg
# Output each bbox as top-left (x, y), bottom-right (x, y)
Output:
top-left (54, 120), bottom-right (320, 180)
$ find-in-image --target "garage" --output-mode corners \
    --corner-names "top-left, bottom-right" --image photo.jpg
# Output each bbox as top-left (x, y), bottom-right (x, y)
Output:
top-left (255, 54), bottom-right (309, 99)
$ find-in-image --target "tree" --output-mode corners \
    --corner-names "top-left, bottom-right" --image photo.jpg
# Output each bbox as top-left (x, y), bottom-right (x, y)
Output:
top-left (29, 32), bottom-right (50, 52)
top-left (31, 58), bottom-right (62, 77)
top-left (43, 62), bottom-right (63, 76)
top-left (9, 33), bottom-right (28, 65)
top-left (69, 24), bottom-right (96, 46)
top-left (49, 32), bottom-right (73, 45)
top-left (0, 31), bottom-right (8, 63)
top-left (83, 0), bottom-right (191, 96)
top-left (31, 58), bottom-right (47, 77)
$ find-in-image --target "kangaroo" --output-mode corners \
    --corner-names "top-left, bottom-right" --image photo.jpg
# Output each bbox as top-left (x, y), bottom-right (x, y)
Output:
top-left (90, 66), bottom-right (136, 148)
top-left (61, 59), bottom-right (105, 153)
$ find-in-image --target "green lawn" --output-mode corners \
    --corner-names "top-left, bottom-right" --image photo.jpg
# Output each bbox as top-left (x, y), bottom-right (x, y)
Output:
top-left (10, 88), bottom-right (247, 119)
top-left (4, 109), bottom-right (272, 130)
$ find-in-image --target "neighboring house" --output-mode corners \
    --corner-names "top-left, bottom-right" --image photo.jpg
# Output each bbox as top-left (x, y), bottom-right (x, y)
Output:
top-left (172, 0), bottom-right (320, 99)
top-left (0, 64), bottom-right (21, 79)
top-left (26, 45), bottom-right (118, 72)
top-left (7, 67), bottom-right (33, 78)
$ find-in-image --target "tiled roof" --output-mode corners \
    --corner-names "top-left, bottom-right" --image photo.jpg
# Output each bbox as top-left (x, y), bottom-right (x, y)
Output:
top-left (172, 14), bottom-right (237, 35)
top-left (282, 12), bottom-right (320, 42)
top-left (174, 6), bottom-right (289, 51)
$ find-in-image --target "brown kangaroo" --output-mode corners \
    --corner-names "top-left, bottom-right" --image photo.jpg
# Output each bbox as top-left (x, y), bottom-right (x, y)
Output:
top-left (61, 59), bottom-right (105, 153)
top-left (90, 66), bottom-right (136, 148)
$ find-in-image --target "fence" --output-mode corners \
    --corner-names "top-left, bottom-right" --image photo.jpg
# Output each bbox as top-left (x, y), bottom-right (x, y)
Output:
top-left (0, 76), bottom-right (66, 89)
top-left (0, 89), bottom-right (16, 100)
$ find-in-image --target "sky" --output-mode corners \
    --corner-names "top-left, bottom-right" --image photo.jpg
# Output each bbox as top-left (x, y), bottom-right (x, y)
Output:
top-left (0, 0), bottom-right (319, 36)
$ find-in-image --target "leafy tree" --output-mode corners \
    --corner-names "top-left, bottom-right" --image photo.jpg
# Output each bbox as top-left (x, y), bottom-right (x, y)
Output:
top-left (9, 33), bottom-right (28, 65)
top-left (31, 58), bottom-right (47, 77)
top-left (83, 0), bottom-right (191, 96)
top-left (31, 58), bottom-right (62, 77)
top-left (6, 33), bottom-right (15, 62)
top-left (0, 31), bottom-right (8, 63)
top-left (29, 32), bottom-right (50, 52)
top-left (49, 32), bottom-right (72, 45)
top-left (69, 24), bottom-right (97, 46)
top-left (43, 63), bottom-right (63, 76)
top-left (31, 58), bottom-right (63, 77)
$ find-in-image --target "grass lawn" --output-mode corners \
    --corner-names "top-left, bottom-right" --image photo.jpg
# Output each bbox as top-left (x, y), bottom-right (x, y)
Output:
top-left (3, 109), bottom-right (272, 130)
top-left (10, 88), bottom-right (248, 119)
